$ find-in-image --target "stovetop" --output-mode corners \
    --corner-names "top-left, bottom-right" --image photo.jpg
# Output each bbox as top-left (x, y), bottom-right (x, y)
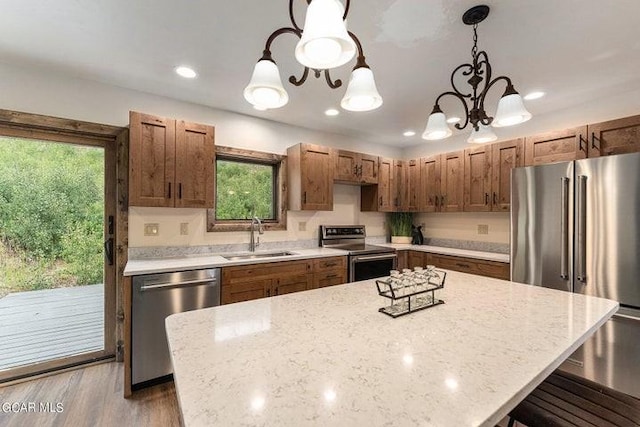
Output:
top-left (319, 226), bottom-right (394, 255)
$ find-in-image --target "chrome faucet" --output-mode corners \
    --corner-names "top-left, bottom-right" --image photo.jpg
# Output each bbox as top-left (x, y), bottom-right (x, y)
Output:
top-left (249, 217), bottom-right (264, 252)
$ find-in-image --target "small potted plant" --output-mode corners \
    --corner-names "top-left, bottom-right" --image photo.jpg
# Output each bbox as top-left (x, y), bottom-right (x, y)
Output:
top-left (388, 212), bottom-right (413, 244)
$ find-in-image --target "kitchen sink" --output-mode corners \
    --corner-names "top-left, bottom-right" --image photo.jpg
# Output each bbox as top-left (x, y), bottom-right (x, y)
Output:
top-left (222, 251), bottom-right (296, 261)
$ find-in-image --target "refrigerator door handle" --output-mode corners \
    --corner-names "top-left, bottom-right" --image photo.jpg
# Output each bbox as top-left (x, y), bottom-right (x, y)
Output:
top-left (560, 177), bottom-right (570, 280)
top-left (577, 175), bottom-right (588, 283)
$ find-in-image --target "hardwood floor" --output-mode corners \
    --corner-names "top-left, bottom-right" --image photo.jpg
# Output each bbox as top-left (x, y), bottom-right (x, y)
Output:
top-left (0, 362), bottom-right (180, 427)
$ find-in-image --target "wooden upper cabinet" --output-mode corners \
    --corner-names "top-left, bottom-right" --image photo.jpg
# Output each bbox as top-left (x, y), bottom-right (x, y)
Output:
top-left (287, 143), bottom-right (334, 211)
top-left (464, 145), bottom-right (492, 212)
top-left (129, 112), bottom-right (176, 207)
top-left (393, 160), bottom-right (406, 210)
top-left (359, 154), bottom-right (379, 184)
top-left (419, 155), bottom-right (441, 213)
top-left (587, 115), bottom-right (640, 157)
top-left (524, 126), bottom-right (587, 166)
top-left (406, 159), bottom-right (420, 212)
top-left (335, 150), bottom-right (359, 183)
top-left (440, 151), bottom-right (464, 212)
top-left (129, 112), bottom-right (214, 208)
top-left (334, 150), bottom-right (379, 184)
top-left (175, 121), bottom-right (215, 208)
top-left (491, 139), bottom-right (524, 211)
top-left (360, 157), bottom-right (393, 212)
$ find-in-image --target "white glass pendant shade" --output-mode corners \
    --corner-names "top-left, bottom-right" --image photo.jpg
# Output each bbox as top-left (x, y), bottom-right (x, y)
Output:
top-left (243, 60), bottom-right (289, 109)
top-left (422, 112), bottom-right (453, 140)
top-left (492, 93), bottom-right (532, 127)
top-left (340, 67), bottom-right (383, 112)
top-left (295, 0), bottom-right (356, 69)
top-left (467, 124), bottom-right (497, 144)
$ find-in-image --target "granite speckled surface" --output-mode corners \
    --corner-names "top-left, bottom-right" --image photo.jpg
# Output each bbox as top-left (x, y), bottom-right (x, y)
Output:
top-left (383, 243), bottom-right (511, 263)
top-left (166, 271), bottom-right (618, 427)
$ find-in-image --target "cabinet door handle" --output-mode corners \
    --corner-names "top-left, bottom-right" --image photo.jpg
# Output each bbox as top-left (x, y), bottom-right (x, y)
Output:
top-left (274, 287), bottom-right (279, 295)
top-left (167, 182), bottom-right (172, 198)
top-left (591, 132), bottom-right (601, 151)
top-left (440, 195), bottom-right (445, 206)
top-left (579, 135), bottom-right (587, 153)
top-left (178, 183), bottom-right (182, 199)
top-left (303, 192), bottom-right (307, 204)
top-left (485, 193), bottom-right (489, 205)
top-left (493, 192), bottom-right (497, 206)
top-left (434, 195), bottom-right (439, 207)
top-left (379, 196), bottom-right (383, 206)
top-left (358, 165), bottom-right (363, 177)
top-left (353, 165), bottom-right (358, 176)
top-left (266, 288), bottom-right (271, 297)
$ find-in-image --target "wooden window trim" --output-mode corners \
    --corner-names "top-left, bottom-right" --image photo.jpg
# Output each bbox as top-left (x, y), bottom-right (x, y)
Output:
top-left (207, 146), bottom-right (287, 232)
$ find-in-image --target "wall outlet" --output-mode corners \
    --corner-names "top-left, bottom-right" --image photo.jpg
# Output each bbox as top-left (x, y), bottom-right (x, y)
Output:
top-left (298, 221), bottom-right (307, 232)
top-left (180, 223), bottom-right (189, 235)
top-left (144, 223), bottom-right (159, 236)
top-left (477, 224), bottom-right (489, 235)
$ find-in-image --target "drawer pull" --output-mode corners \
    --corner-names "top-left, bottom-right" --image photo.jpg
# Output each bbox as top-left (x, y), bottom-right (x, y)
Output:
top-left (456, 263), bottom-right (470, 268)
top-left (326, 274), bottom-right (338, 279)
top-left (324, 262), bottom-right (338, 267)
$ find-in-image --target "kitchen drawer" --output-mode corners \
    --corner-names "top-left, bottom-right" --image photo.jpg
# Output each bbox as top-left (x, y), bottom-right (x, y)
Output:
top-left (221, 278), bottom-right (272, 304)
top-left (313, 269), bottom-right (347, 288)
top-left (313, 256), bottom-right (347, 271)
top-left (429, 253), bottom-right (510, 280)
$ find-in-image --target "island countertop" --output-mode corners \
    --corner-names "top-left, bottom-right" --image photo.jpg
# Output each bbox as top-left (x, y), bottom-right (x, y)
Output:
top-left (165, 271), bottom-right (618, 427)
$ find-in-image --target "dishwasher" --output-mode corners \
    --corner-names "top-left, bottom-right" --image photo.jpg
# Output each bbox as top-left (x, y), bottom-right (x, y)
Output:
top-left (132, 268), bottom-right (220, 389)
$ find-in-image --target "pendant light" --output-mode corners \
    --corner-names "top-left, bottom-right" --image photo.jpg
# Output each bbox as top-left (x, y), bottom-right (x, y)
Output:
top-left (244, 0), bottom-right (382, 112)
top-left (422, 5), bottom-right (532, 143)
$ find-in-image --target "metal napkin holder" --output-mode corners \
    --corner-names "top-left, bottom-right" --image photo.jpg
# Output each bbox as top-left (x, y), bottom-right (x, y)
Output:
top-left (375, 270), bottom-right (446, 318)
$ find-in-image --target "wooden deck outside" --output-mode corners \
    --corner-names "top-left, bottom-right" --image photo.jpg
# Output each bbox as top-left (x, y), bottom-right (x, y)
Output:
top-left (0, 284), bottom-right (103, 371)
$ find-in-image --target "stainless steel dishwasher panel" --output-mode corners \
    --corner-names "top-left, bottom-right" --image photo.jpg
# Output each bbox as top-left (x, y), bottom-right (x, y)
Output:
top-left (132, 269), bottom-right (220, 386)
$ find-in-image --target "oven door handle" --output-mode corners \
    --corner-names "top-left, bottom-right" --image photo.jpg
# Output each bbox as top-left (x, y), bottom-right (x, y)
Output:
top-left (352, 253), bottom-right (397, 262)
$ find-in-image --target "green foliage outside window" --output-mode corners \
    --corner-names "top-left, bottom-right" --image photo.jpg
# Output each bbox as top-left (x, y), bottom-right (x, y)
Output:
top-left (215, 159), bottom-right (275, 220)
top-left (0, 137), bottom-right (104, 296)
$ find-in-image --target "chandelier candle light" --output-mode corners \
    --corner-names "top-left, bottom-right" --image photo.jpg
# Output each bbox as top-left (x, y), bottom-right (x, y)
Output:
top-left (422, 5), bottom-right (532, 144)
top-left (244, 0), bottom-right (382, 112)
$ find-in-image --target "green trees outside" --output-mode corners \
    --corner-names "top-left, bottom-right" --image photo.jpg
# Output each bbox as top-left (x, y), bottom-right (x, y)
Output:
top-left (0, 137), bottom-right (104, 297)
top-left (215, 160), bottom-right (274, 220)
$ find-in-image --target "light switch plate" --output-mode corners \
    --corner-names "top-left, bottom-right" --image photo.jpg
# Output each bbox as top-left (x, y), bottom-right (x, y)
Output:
top-left (477, 224), bottom-right (489, 235)
top-left (180, 223), bottom-right (189, 235)
top-left (298, 221), bottom-right (307, 232)
top-left (144, 223), bottom-right (159, 236)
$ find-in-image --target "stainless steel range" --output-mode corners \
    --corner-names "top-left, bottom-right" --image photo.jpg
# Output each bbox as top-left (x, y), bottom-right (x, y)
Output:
top-left (319, 225), bottom-right (397, 282)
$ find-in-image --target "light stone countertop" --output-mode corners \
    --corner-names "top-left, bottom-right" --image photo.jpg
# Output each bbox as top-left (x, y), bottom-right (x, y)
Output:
top-left (383, 243), bottom-right (511, 263)
top-left (123, 248), bottom-right (348, 276)
top-left (165, 271), bottom-right (618, 427)
top-left (124, 245), bottom-right (508, 276)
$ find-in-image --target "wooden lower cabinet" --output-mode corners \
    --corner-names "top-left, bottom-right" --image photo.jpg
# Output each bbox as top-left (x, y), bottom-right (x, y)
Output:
top-left (399, 250), bottom-right (510, 280)
top-left (221, 257), bottom-right (347, 304)
top-left (429, 253), bottom-right (510, 280)
top-left (311, 256), bottom-right (348, 288)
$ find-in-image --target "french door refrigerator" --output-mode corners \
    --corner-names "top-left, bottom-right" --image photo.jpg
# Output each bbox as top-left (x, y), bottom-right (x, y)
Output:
top-left (511, 152), bottom-right (640, 399)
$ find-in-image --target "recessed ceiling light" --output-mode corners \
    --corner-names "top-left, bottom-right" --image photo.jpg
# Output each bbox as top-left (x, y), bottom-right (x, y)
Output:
top-left (253, 105), bottom-right (268, 111)
top-left (325, 108), bottom-right (340, 116)
top-left (403, 130), bottom-right (416, 137)
top-left (524, 91), bottom-right (545, 100)
top-left (175, 66), bottom-right (197, 79)
top-left (446, 116), bottom-right (461, 124)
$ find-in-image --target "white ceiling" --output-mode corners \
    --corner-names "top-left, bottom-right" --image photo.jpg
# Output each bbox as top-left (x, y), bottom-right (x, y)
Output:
top-left (1, 0), bottom-right (639, 148)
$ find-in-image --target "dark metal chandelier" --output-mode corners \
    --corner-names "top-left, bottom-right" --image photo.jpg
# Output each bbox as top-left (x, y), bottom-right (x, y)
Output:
top-left (423, 5), bottom-right (531, 143)
top-left (243, 0), bottom-right (382, 112)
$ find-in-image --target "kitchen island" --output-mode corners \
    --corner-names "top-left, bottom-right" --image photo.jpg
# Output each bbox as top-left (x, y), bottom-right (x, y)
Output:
top-left (165, 271), bottom-right (618, 427)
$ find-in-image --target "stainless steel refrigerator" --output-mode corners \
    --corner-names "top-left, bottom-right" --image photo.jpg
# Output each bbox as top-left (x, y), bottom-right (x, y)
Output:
top-left (511, 152), bottom-right (640, 399)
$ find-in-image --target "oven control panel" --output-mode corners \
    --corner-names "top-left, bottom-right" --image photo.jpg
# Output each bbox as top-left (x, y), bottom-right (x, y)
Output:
top-left (320, 225), bottom-right (366, 240)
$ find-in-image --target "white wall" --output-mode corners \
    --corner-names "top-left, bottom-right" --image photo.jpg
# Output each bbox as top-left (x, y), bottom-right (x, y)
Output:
top-left (129, 185), bottom-right (386, 247)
